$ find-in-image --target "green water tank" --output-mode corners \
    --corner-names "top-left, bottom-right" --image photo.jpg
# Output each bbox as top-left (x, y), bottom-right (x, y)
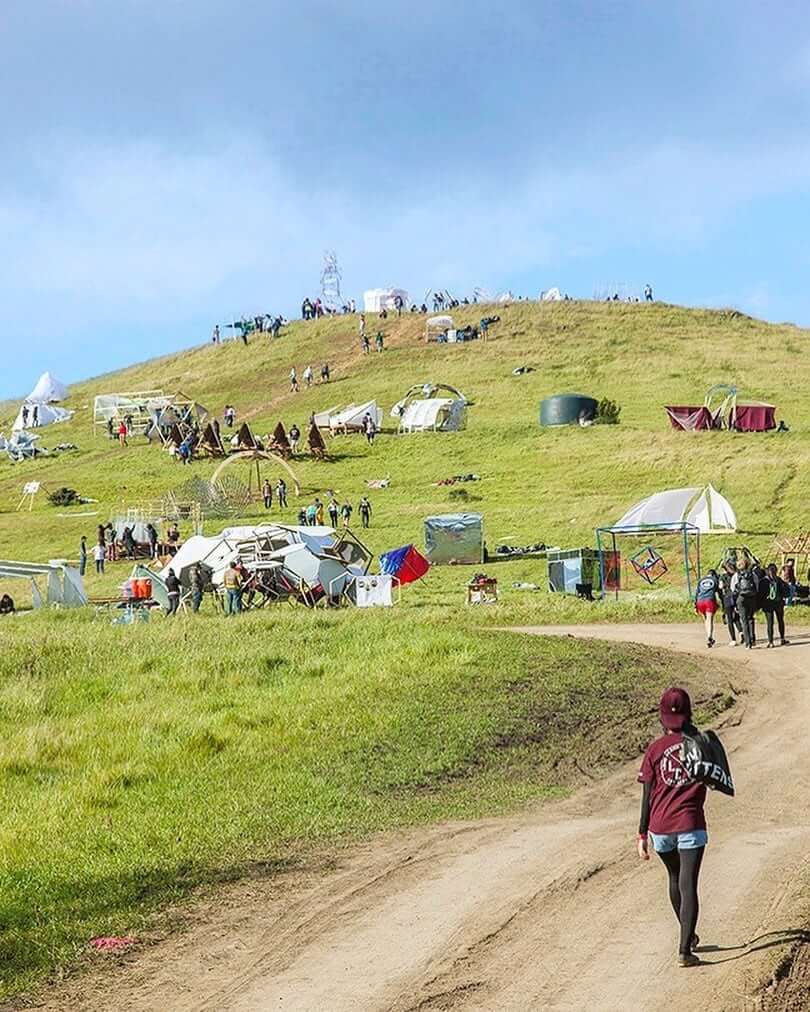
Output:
top-left (540, 393), bottom-right (598, 427)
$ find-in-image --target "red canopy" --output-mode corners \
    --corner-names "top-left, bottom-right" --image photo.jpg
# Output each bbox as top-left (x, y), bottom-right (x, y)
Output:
top-left (665, 406), bottom-right (717, 431)
top-left (732, 404), bottom-right (776, 432)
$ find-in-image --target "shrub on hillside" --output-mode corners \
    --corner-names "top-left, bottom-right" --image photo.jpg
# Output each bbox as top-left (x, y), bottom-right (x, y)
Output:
top-left (595, 398), bottom-right (621, 425)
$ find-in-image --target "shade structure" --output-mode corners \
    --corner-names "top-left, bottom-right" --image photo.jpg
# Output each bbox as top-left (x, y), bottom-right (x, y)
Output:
top-left (399, 398), bottom-right (466, 433)
top-left (614, 485), bottom-right (737, 534)
top-left (363, 288), bottom-right (408, 313)
top-left (327, 400), bottom-right (383, 432)
top-left (665, 406), bottom-right (718, 431)
top-left (732, 403), bottom-right (776, 432)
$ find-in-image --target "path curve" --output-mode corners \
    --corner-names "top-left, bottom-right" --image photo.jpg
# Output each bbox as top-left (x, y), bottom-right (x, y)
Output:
top-left (27, 625), bottom-right (810, 1012)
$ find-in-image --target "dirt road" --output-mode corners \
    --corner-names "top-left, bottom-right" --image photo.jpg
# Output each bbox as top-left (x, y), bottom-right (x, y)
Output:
top-left (32, 625), bottom-right (810, 1012)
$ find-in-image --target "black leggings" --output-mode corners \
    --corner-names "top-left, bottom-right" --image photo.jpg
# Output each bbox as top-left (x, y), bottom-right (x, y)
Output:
top-left (658, 847), bottom-right (704, 955)
top-left (765, 605), bottom-right (786, 644)
top-left (737, 598), bottom-right (757, 647)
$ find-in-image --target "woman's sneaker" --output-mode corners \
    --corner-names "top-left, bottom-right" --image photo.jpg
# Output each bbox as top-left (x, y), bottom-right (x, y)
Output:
top-left (678, 952), bottom-right (700, 967)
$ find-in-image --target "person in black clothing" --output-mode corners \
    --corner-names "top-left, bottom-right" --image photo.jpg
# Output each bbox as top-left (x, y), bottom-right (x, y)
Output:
top-left (718, 563), bottom-right (739, 646)
top-left (276, 478), bottom-right (288, 508)
top-left (731, 558), bottom-right (759, 649)
top-left (359, 496), bottom-right (372, 529)
top-left (122, 526), bottom-right (137, 560)
top-left (165, 569), bottom-right (181, 616)
top-left (763, 563), bottom-right (790, 647)
top-left (146, 523), bottom-right (159, 559)
top-left (0, 594), bottom-right (15, 615)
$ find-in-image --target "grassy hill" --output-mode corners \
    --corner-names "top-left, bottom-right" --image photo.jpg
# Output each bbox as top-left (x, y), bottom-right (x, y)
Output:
top-left (0, 299), bottom-right (805, 603)
top-left (0, 300), bottom-right (800, 998)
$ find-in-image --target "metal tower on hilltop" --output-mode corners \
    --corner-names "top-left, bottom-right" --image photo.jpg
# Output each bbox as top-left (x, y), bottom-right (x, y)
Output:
top-left (321, 250), bottom-right (342, 312)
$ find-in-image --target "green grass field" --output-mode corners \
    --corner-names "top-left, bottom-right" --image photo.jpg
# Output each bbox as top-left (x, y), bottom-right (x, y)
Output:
top-left (0, 300), bottom-right (798, 996)
top-left (0, 609), bottom-right (733, 998)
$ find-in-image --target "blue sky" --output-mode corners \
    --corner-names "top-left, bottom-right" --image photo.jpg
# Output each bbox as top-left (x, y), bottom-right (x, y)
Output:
top-left (2, 0), bottom-right (810, 398)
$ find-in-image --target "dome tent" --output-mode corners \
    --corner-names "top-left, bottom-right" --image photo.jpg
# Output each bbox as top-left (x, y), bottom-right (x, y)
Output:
top-left (614, 485), bottom-right (737, 534)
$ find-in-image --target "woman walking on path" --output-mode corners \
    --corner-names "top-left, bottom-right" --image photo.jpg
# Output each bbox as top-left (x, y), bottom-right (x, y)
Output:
top-left (637, 688), bottom-right (708, 968)
top-left (731, 556), bottom-right (759, 649)
top-left (763, 563), bottom-right (790, 647)
top-left (694, 568), bottom-right (721, 648)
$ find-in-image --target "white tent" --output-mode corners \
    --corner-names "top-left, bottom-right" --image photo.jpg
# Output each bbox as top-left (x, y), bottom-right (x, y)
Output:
top-left (27, 372), bottom-right (68, 403)
top-left (363, 288), bottom-right (409, 313)
top-left (327, 401), bottom-right (383, 433)
top-left (541, 287), bottom-right (562, 302)
top-left (0, 559), bottom-right (86, 608)
top-left (399, 398), bottom-right (467, 433)
top-left (614, 485), bottom-right (737, 534)
top-left (12, 402), bottom-right (73, 432)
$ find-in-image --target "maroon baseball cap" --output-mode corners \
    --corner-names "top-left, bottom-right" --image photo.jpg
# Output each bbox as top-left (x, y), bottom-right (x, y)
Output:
top-left (659, 687), bottom-right (692, 730)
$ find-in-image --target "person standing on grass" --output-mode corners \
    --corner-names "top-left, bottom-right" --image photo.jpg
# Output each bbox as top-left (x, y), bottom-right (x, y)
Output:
top-left (262, 478), bottom-right (273, 510)
top-left (190, 563), bottom-right (205, 613)
top-left (314, 498), bottom-right (324, 525)
top-left (305, 500), bottom-right (318, 526)
top-left (375, 331), bottom-right (385, 352)
top-left (93, 540), bottom-right (106, 575)
top-left (146, 523), bottom-right (159, 559)
top-left (289, 423), bottom-right (301, 455)
top-left (340, 501), bottom-right (353, 528)
top-left (763, 564), bottom-right (790, 647)
top-left (303, 364), bottom-right (313, 388)
top-left (359, 496), bottom-right (372, 529)
top-left (328, 497), bottom-right (339, 528)
top-left (223, 562), bottom-right (242, 615)
top-left (79, 535), bottom-right (87, 577)
top-left (781, 558), bottom-right (797, 605)
top-left (165, 569), bottom-right (181, 616)
top-left (276, 478), bottom-right (288, 508)
top-left (637, 687), bottom-right (708, 968)
top-left (694, 569), bottom-right (721, 648)
top-left (289, 367), bottom-right (299, 392)
top-left (321, 363), bottom-right (330, 383)
top-left (731, 556), bottom-right (758, 649)
top-left (212, 324), bottom-right (220, 344)
top-left (118, 420), bottom-right (128, 447)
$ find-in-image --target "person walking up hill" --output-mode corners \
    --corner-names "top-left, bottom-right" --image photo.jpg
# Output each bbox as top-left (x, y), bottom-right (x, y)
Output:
top-left (731, 557), bottom-right (759, 649)
top-left (694, 569), bottom-right (721, 648)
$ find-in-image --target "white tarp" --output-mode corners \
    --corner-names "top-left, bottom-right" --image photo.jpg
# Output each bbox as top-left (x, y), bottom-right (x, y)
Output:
top-left (363, 288), bottom-right (409, 313)
top-left (355, 573), bottom-right (394, 607)
top-left (313, 405), bottom-right (339, 427)
top-left (399, 398), bottom-right (467, 433)
top-left (541, 287), bottom-right (562, 301)
top-left (614, 485), bottom-right (737, 534)
top-left (27, 372), bottom-right (68, 403)
top-left (328, 400), bottom-right (383, 432)
top-left (0, 559), bottom-right (86, 608)
top-left (12, 402), bottom-right (73, 432)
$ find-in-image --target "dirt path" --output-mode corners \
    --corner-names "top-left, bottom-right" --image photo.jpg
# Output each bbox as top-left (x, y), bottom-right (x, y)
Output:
top-left (26, 625), bottom-right (810, 1012)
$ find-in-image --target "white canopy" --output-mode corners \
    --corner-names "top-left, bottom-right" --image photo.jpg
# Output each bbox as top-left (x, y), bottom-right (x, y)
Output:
top-left (426, 315), bottom-right (454, 329)
top-left (363, 288), bottom-right (408, 313)
top-left (541, 287), bottom-right (562, 301)
top-left (12, 402), bottom-right (73, 432)
top-left (328, 400), bottom-right (383, 432)
top-left (399, 398), bottom-right (467, 433)
top-left (614, 485), bottom-right (737, 534)
top-left (27, 372), bottom-right (68, 403)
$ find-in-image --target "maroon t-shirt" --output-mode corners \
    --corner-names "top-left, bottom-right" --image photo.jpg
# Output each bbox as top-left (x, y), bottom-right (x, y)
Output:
top-left (638, 733), bottom-right (706, 834)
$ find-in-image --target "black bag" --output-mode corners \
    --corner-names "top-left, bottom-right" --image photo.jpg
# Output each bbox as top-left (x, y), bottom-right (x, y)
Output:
top-left (681, 727), bottom-right (735, 797)
top-left (736, 569), bottom-right (757, 598)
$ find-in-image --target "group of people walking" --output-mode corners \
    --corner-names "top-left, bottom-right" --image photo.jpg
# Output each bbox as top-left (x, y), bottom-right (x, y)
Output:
top-left (694, 555), bottom-right (793, 648)
top-left (295, 495), bottom-right (372, 529)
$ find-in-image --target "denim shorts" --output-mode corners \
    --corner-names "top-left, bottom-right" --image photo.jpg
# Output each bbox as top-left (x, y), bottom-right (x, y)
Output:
top-left (650, 830), bottom-right (708, 853)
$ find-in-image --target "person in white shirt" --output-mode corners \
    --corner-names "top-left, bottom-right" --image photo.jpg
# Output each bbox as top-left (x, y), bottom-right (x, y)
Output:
top-left (303, 365), bottom-right (313, 388)
top-left (92, 542), bottom-right (106, 574)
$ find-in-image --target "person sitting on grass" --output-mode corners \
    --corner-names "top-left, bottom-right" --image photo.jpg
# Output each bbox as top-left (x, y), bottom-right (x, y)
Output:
top-left (0, 593), bottom-right (15, 615)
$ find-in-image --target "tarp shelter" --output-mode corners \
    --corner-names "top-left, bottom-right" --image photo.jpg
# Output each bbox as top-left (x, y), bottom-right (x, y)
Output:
top-left (541, 287), bottom-right (562, 301)
top-left (0, 559), bottom-right (86, 608)
top-left (425, 315), bottom-right (454, 342)
top-left (614, 485), bottom-right (737, 534)
top-left (93, 391), bottom-right (208, 439)
top-left (363, 288), bottom-right (409, 313)
top-left (665, 406), bottom-right (718, 432)
top-left (12, 402), bottom-right (73, 432)
top-left (327, 401), bottom-right (383, 433)
top-left (424, 513), bottom-right (484, 565)
top-left (666, 384), bottom-right (777, 433)
top-left (391, 383), bottom-right (468, 433)
top-left (27, 372), bottom-right (68, 403)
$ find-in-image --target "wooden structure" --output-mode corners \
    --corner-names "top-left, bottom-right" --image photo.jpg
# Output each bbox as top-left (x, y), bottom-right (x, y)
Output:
top-left (211, 450), bottom-right (302, 497)
top-left (770, 532), bottom-right (810, 571)
top-left (308, 423), bottom-right (328, 460)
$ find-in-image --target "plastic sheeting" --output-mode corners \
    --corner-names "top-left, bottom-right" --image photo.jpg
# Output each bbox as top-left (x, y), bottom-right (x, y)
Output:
top-left (424, 513), bottom-right (484, 565)
top-left (327, 401), bottom-right (383, 432)
top-left (27, 372), bottom-right (68, 402)
top-left (355, 574), bottom-right (394, 607)
top-left (614, 485), bottom-right (737, 533)
top-left (363, 288), bottom-right (408, 313)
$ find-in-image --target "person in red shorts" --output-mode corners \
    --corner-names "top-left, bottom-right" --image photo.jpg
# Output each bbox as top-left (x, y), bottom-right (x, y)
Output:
top-left (694, 568), bottom-right (721, 648)
top-left (637, 687), bottom-right (708, 967)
